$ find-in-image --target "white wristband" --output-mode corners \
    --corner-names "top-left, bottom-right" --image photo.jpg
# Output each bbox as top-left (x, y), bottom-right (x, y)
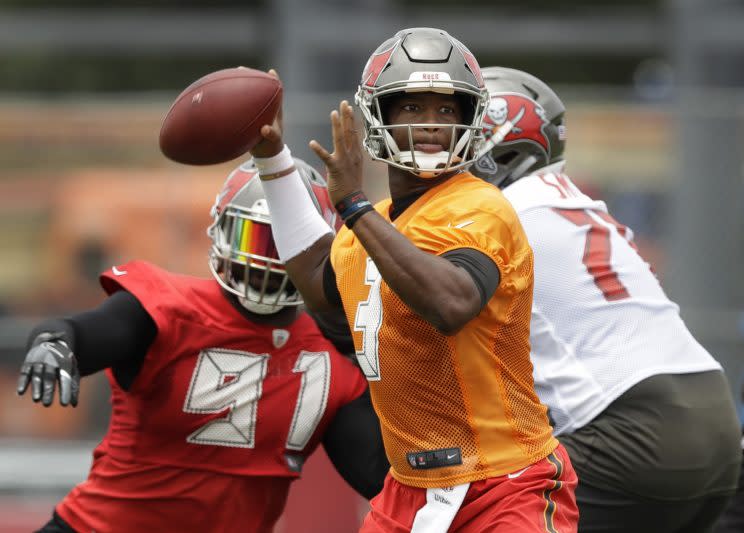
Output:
top-left (255, 147), bottom-right (333, 261)
top-left (254, 145), bottom-right (295, 177)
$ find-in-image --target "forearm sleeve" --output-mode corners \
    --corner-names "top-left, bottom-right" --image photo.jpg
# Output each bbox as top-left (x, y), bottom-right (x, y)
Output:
top-left (308, 307), bottom-right (355, 356)
top-left (29, 291), bottom-right (156, 388)
top-left (322, 389), bottom-right (389, 499)
top-left (254, 145), bottom-right (333, 261)
top-left (322, 256), bottom-right (343, 307)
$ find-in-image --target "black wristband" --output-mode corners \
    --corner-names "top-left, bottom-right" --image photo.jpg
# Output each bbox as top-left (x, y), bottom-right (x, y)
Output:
top-left (335, 191), bottom-right (372, 219)
top-left (344, 204), bottom-right (374, 229)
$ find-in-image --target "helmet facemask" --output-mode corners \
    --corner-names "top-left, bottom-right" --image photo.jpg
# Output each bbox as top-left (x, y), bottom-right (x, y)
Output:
top-left (354, 28), bottom-right (489, 179)
top-left (356, 83), bottom-right (488, 178)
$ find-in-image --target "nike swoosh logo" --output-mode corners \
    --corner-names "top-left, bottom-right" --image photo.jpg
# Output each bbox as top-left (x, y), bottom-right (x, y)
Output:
top-left (112, 266), bottom-right (128, 276)
top-left (446, 453), bottom-right (457, 460)
top-left (447, 220), bottom-right (474, 229)
top-left (507, 466), bottom-right (530, 479)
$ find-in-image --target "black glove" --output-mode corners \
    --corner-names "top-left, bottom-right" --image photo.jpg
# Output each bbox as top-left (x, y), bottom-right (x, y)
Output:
top-left (17, 331), bottom-right (80, 407)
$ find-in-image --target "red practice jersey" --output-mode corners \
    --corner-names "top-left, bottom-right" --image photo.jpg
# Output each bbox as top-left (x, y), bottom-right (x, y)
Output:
top-left (56, 260), bottom-right (367, 533)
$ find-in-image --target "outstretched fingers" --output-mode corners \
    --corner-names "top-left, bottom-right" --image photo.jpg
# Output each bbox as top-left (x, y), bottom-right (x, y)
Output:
top-left (17, 363), bottom-right (31, 395)
top-left (58, 370), bottom-right (72, 407)
top-left (311, 100), bottom-right (363, 185)
top-left (309, 139), bottom-right (332, 165)
top-left (341, 101), bottom-right (359, 150)
top-left (41, 366), bottom-right (56, 407)
top-left (31, 363), bottom-right (43, 401)
top-left (70, 377), bottom-right (80, 407)
top-left (330, 108), bottom-right (346, 156)
top-left (310, 105), bottom-right (343, 165)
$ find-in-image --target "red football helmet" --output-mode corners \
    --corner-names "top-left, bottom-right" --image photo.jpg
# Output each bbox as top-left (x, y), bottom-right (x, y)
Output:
top-left (207, 158), bottom-right (337, 314)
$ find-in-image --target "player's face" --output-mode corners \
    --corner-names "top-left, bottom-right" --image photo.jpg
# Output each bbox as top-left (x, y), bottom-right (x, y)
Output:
top-left (248, 268), bottom-right (287, 294)
top-left (384, 92), bottom-right (464, 155)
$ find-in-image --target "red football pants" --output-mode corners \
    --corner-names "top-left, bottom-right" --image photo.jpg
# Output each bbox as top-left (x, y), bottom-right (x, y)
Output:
top-left (361, 444), bottom-right (578, 533)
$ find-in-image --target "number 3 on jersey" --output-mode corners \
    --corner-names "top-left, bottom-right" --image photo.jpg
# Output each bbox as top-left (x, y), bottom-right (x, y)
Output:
top-left (183, 349), bottom-right (330, 449)
top-left (353, 258), bottom-right (383, 381)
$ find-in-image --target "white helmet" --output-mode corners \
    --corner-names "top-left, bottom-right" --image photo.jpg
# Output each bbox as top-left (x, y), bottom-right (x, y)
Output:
top-left (354, 27), bottom-right (489, 178)
top-left (207, 158), bottom-right (337, 314)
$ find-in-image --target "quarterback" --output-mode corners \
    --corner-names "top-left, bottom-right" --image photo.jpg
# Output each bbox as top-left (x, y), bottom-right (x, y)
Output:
top-left (252, 28), bottom-right (578, 532)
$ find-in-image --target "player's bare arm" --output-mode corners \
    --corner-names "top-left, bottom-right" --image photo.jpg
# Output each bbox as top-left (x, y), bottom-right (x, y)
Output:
top-left (311, 100), bottom-right (482, 335)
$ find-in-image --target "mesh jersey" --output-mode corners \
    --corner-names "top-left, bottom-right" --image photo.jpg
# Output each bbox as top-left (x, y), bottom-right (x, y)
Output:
top-left (330, 172), bottom-right (557, 488)
top-left (503, 167), bottom-right (722, 436)
top-left (56, 260), bottom-right (367, 533)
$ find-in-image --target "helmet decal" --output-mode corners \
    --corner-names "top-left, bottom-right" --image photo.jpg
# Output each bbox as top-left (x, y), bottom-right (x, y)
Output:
top-left (482, 93), bottom-right (550, 157)
top-left (361, 40), bottom-right (399, 87)
top-left (472, 67), bottom-right (567, 187)
top-left (211, 164), bottom-right (257, 219)
top-left (455, 41), bottom-right (484, 87)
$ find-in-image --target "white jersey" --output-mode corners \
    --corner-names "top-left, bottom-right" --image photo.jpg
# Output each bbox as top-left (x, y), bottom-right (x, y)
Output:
top-left (503, 164), bottom-right (722, 436)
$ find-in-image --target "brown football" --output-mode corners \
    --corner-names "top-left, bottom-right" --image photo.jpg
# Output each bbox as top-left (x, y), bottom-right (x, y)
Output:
top-left (159, 67), bottom-right (282, 165)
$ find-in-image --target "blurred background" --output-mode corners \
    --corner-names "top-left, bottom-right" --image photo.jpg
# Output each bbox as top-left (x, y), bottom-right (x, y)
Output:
top-left (1, 0), bottom-right (743, 531)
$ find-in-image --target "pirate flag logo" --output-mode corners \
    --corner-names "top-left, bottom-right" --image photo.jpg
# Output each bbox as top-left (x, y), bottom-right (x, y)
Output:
top-left (482, 93), bottom-right (551, 158)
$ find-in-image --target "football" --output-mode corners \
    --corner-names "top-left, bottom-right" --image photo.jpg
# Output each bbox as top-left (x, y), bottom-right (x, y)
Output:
top-left (159, 67), bottom-right (282, 165)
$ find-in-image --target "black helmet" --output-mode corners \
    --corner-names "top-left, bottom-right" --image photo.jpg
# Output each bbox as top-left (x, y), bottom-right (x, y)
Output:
top-left (472, 67), bottom-right (566, 188)
top-left (355, 27), bottom-right (489, 178)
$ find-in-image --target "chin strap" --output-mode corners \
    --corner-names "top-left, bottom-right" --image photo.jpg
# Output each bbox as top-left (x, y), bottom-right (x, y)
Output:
top-left (235, 280), bottom-right (292, 315)
top-left (385, 124), bottom-right (471, 177)
top-left (238, 296), bottom-right (284, 315)
top-left (396, 150), bottom-right (451, 168)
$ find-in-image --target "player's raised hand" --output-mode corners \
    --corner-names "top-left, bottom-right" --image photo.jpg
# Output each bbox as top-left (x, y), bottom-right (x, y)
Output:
top-left (17, 332), bottom-right (80, 407)
top-left (251, 69), bottom-right (285, 159)
top-left (310, 100), bottom-right (364, 205)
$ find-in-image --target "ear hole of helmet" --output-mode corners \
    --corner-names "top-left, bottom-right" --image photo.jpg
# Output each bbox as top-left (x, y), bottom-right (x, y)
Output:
top-left (494, 149), bottom-right (520, 166)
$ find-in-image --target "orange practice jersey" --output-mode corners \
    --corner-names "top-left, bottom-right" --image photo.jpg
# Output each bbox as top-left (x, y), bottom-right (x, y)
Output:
top-left (330, 172), bottom-right (557, 488)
